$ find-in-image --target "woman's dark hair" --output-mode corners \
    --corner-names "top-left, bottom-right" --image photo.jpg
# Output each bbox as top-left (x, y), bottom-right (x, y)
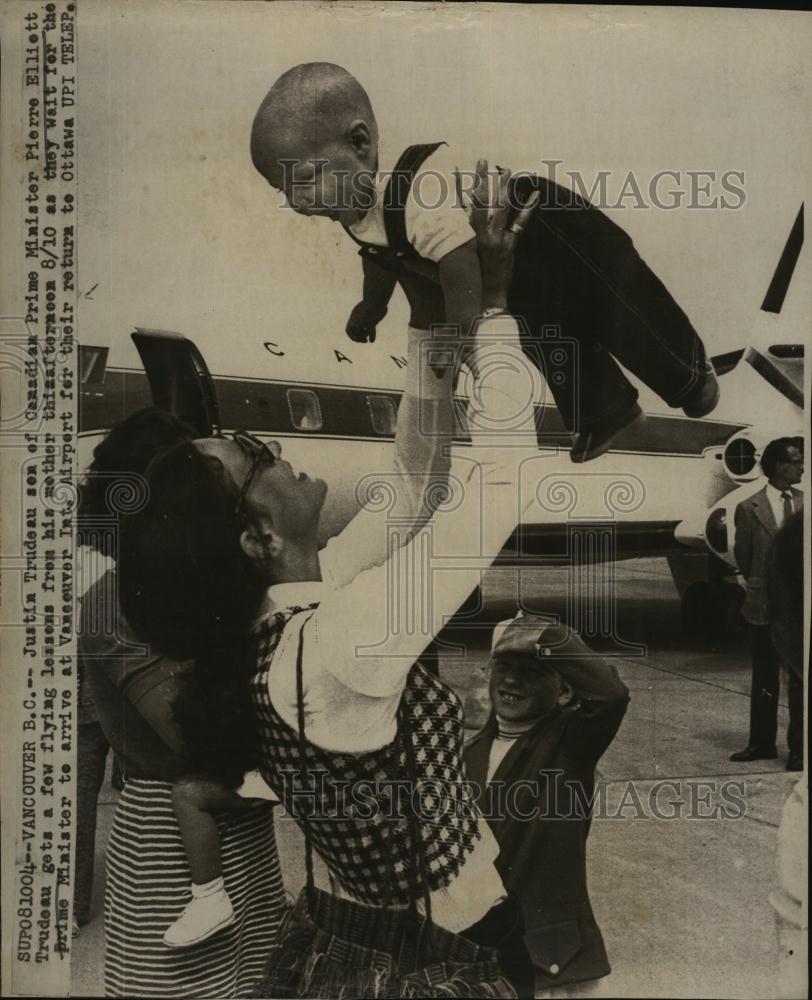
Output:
top-left (118, 439), bottom-right (267, 787)
top-left (77, 408), bottom-right (194, 555)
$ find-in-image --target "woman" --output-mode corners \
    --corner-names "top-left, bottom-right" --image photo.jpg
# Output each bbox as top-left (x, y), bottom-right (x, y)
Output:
top-left (120, 165), bottom-right (541, 997)
top-left (77, 409), bottom-right (287, 997)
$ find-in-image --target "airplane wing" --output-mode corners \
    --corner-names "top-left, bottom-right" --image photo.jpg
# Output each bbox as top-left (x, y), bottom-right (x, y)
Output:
top-left (711, 204), bottom-right (805, 408)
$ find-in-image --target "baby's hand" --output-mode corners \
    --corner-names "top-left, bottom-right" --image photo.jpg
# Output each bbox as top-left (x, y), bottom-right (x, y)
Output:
top-left (346, 300), bottom-right (387, 343)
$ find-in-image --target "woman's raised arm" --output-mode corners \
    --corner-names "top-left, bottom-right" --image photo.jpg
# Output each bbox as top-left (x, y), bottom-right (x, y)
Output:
top-left (316, 165), bottom-right (542, 695)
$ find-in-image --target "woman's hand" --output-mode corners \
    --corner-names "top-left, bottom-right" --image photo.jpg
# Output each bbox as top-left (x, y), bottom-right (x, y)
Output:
top-left (456, 160), bottom-right (539, 312)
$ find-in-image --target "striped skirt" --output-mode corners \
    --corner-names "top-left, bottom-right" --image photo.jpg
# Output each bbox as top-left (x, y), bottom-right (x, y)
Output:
top-left (104, 779), bottom-right (286, 998)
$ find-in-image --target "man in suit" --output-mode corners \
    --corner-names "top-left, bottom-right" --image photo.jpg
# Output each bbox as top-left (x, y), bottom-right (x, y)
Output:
top-left (464, 613), bottom-right (629, 990)
top-left (731, 436), bottom-right (804, 770)
top-left (766, 511), bottom-right (806, 993)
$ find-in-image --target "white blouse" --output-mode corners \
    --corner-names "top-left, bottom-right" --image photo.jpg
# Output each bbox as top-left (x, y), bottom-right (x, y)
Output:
top-left (265, 315), bottom-right (541, 932)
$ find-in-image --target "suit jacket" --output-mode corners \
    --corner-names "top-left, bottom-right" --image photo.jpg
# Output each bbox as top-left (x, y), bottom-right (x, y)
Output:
top-left (734, 485), bottom-right (803, 625)
top-left (464, 657), bottom-right (629, 987)
top-left (766, 510), bottom-right (804, 674)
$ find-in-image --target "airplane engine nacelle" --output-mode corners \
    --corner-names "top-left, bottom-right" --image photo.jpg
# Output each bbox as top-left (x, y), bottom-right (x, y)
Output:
top-left (721, 429), bottom-right (765, 484)
top-left (676, 479), bottom-right (772, 570)
top-left (720, 419), bottom-right (803, 487)
top-left (703, 503), bottom-right (735, 566)
top-left (674, 502), bottom-right (736, 566)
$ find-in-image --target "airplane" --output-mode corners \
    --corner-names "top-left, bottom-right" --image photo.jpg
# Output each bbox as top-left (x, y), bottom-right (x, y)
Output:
top-left (75, 205), bottom-right (805, 642)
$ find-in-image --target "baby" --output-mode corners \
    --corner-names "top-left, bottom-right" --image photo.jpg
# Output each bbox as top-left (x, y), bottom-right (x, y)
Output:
top-left (250, 62), bottom-right (720, 463)
top-left (163, 770), bottom-right (275, 947)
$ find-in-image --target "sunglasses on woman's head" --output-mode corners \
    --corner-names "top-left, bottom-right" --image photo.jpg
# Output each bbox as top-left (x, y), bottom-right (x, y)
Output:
top-left (230, 431), bottom-right (275, 515)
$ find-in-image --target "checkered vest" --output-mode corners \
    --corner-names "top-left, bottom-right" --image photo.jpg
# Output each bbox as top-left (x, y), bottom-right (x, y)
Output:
top-left (250, 604), bottom-right (481, 906)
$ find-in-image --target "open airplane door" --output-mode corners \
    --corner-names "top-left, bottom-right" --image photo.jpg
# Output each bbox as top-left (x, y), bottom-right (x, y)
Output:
top-left (131, 328), bottom-right (221, 437)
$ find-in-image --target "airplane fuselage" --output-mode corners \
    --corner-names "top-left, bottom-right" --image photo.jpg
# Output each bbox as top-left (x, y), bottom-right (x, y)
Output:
top-left (79, 357), bottom-right (746, 558)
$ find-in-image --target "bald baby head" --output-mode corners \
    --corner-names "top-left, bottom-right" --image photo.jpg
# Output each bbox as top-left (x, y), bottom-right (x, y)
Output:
top-left (250, 63), bottom-right (378, 222)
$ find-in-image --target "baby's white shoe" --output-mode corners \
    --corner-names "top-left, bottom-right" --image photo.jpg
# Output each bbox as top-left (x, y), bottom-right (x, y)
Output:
top-left (163, 879), bottom-right (235, 948)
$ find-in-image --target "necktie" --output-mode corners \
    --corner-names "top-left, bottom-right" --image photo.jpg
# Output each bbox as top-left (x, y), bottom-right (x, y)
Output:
top-left (780, 491), bottom-right (793, 524)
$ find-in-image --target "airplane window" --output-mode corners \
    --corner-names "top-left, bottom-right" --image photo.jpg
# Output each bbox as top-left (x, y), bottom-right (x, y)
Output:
top-left (367, 395), bottom-right (398, 436)
top-left (287, 389), bottom-right (322, 431)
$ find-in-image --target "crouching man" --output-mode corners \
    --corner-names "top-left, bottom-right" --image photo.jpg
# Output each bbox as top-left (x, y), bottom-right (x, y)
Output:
top-left (464, 613), bottom-right (630, 992)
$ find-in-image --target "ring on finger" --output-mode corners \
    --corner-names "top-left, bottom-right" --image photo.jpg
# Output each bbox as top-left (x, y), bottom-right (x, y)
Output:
top-left (508, 221), bottom-right (524, 234)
